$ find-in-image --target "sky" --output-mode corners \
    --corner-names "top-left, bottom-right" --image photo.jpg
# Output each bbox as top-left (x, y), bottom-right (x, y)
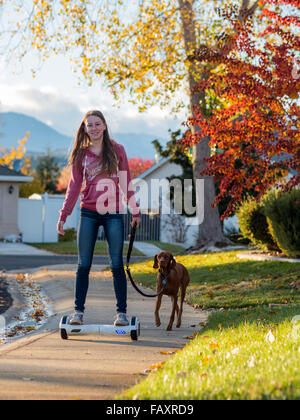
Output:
top-left (0, 49), bottom-right (187, 140)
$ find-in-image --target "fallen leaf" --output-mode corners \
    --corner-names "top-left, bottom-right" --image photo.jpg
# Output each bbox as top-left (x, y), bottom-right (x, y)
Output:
top-left (148, 362), bottom-right (166, 370)
top-left (209, 342), bottom-right (219, 349)
top-left (266, 330), bottom-right (275, 344)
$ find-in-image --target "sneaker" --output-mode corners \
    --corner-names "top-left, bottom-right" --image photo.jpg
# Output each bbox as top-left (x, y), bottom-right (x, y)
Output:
top-left (114, 312), bottom-right (129, 326)
top-left (69, 311), bottom-right (84, 325)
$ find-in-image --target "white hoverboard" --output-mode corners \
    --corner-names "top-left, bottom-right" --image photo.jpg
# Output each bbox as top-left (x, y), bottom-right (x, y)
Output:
top-left (59, 315), bottom-right (141, 341)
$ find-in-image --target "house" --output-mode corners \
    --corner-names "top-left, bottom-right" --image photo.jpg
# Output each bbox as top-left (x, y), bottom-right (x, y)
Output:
top-left (132, 154), bottom-right (239, 248)
top-left (0, 165), bottom-right (33, 239)
top-left (132, 155), bottom-right (200, 248)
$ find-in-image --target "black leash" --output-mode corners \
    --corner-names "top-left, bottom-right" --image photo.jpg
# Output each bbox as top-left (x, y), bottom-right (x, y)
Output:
top-left (125, 221), bottom-right (169, 298)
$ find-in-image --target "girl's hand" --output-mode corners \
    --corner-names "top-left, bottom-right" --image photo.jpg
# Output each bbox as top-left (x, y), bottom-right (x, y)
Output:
top-left (57, 220), bottom-right (65, 235)
top-left (131, 216), bottom-right (141, 229)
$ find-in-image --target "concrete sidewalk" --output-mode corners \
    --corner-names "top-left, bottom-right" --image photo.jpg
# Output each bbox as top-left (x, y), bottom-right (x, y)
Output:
top-left (0, 264), bottom-right (208, 400)
top-left (124, 241), bottom-right (163, 257)
top-left (0, 242), bottom-right (55, 256)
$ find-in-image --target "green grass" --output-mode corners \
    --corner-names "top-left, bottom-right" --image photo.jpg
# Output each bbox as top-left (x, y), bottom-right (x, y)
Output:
top-left (116, 250), bottom-right (300, 400)
top-left (147, 240), bottom-right (186, 255)
top-left (27, 240), bottom-right (186, 257)
top-left (126, 251), bottom-right (300, 309)
top-left (120, 305), bottom-right (300, 400)
top-left (26, 241), bottom-right (145, 256)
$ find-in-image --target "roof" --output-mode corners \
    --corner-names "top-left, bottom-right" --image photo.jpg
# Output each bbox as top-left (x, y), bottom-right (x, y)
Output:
top-left (132, 157), bottom-right (171, 183)
top-left (0, 165), bottom-right (33, 182)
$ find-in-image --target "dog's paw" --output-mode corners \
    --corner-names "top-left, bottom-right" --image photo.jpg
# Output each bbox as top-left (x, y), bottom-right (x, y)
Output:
top-left (166, 325), bottom-right (173, 331)
top-left (176, 322), bottom-right (181, 328)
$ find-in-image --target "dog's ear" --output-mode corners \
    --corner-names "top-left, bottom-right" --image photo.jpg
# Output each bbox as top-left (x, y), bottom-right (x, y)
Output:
top-left (169, 254), bottom-right (176, 269)
top-left (153, 254), bottom-right (159, 269)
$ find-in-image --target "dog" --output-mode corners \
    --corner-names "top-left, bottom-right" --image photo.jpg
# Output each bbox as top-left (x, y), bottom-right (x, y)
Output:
top-left (153, 251), bottom-right (190, 331)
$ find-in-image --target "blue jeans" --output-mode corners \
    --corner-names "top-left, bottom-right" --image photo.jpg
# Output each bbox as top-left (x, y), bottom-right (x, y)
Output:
top-left (75, 207), bottom-right (127, 314)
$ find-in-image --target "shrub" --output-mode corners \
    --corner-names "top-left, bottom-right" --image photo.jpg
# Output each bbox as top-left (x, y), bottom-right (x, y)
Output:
top-left (223, 224), bottom-right (250, 245)
top-left (58, 228), bottom-right (77, 242)
top-left (263, 188), bottom-right (300, 258)
top-left (237, 197), bottom-right (280, 252)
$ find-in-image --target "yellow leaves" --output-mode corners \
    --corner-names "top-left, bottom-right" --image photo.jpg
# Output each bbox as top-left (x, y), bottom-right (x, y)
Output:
top-left (0, 133), bottom-right (29, 170)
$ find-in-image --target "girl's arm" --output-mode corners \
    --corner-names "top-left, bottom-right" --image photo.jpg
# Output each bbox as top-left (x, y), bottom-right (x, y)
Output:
top-left (58, 161), bottom-right (84, 223)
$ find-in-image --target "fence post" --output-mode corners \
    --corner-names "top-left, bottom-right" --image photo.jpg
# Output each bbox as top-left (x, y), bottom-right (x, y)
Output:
top-left (42, 192), bottom-right (48, 243)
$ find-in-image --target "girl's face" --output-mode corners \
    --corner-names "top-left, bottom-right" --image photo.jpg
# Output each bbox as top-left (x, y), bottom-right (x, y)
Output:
top-left (84, 115), bottom-right (106, 142)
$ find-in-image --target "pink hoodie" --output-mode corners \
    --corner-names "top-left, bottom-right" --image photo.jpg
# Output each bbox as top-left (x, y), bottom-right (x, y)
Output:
top-left (58, 139), bottom-right (140, 222)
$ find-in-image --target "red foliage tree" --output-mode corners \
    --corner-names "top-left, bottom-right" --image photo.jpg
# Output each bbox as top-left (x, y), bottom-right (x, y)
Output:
top-left (128, 157), bottom-right (155, 179)
top-left (180, 0), bottom-right (300, 219)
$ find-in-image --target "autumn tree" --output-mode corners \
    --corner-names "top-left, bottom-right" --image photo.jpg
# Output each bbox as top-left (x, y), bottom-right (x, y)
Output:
top-left (128, 157), bottom-right (155, 179)
top-left (181, 0), bottom-right (300, 220)
top-left (35, 149), bottom-right (60, 194)
top-left (56, 165), bottom-right (71, 194)
top-left (0, 133), bottom-right (30, 173)
top-left (0, 0), bottom-right (262, 249)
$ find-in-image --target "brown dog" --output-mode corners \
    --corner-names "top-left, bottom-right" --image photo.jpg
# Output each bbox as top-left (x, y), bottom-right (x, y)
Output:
top-left (153, 251), bottom-right (190, 331)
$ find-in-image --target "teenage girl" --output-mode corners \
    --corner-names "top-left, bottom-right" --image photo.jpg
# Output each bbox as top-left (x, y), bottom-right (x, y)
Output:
top-left (57, 110), bottom-right (141, 326)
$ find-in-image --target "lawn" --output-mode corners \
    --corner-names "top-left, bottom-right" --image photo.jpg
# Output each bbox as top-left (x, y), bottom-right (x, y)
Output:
top-left (126, 251), bottom-right (300, 309)
top-left (27, 240), bottom-right (185, 257)
top-left (27, 241), bottom-right (145, 256)
top-left (117, 250), bottom-right (300, 400)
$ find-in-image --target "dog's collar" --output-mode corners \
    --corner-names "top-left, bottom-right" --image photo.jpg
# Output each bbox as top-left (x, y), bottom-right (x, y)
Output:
top-left (159, 269), bottom-right (170, 285)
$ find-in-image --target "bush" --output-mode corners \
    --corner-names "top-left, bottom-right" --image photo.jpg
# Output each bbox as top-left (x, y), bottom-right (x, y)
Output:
top-left (58, 228), bottom-right (77, 242)
top-left (223, 224), bottom-right (250, 245)
top-left (237, 196), bottom-right (280, 252)
top-left (263, 188), bottom-right (300, 258)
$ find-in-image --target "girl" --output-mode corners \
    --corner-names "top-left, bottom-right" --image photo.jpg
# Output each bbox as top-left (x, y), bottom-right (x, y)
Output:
top-left (56, 110), bottom-right (141, 326)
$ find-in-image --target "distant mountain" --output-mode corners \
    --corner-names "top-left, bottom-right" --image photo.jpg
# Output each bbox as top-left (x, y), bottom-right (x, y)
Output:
top-left (0, 112), bottom-right (72, 153)
top-left (0, 112), bottom-right (167, 159)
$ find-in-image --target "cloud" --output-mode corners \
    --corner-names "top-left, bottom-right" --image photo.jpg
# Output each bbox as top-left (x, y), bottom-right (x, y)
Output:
top-left (0, 84), bottom-right (82, 135)
top-left (0, 83), bottom-right (186, 139)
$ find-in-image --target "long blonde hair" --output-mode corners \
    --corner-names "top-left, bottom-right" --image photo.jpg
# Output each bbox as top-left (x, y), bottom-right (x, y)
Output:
top-left (69, 110), bottom-right (118, 177)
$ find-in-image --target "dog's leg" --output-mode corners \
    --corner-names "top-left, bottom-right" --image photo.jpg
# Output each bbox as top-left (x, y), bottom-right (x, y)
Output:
top-left (166, 295), bottom-right (178, 331)
top-left (155, 294), bottom-right (163, 327)
top-left (175, 302), bottom-right (179, 318)
top-left (176, 286), bottom-right (186, 328)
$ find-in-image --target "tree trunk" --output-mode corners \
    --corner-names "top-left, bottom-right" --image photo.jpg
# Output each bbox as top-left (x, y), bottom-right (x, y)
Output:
top-left (178, 0), bottom-right (232, 251)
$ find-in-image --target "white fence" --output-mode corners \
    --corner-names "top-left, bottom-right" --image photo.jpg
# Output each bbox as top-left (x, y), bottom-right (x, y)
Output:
top-left (18, 193), bottom-right (80, 243)
top-left (18, 193), bottom-right (239, 245)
